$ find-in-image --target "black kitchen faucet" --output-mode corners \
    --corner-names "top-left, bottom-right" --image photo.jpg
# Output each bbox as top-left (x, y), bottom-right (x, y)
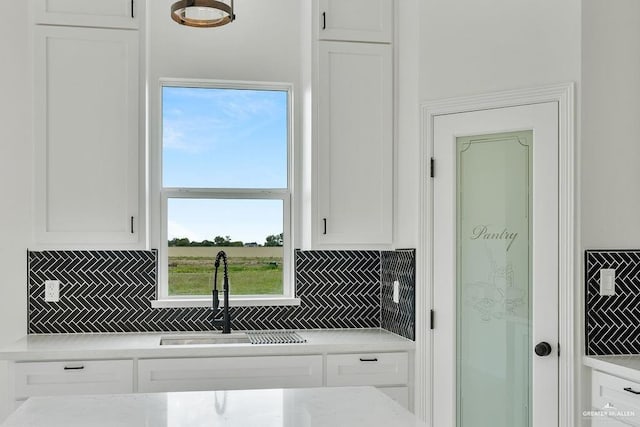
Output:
top-left (211, 250), bottom-right (232, 333)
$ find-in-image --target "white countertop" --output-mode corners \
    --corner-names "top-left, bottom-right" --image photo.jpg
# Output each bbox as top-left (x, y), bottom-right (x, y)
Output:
top-left (584, 355), bottom-right (640, 382)
top-left (0, 386), bottom-right (427, 427)
top-left (0, 329), bottom-right (414, 361)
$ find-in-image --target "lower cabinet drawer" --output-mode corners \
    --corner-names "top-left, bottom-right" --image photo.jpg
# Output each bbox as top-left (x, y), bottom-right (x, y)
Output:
top-left (326, 352), bottom-right (408, 387)
top-left (14, 359), bottom-right (133, 399)
top-left (138, 355), bottom-right (323, 393)
top-left (592, 370), bottom-right (640, 426)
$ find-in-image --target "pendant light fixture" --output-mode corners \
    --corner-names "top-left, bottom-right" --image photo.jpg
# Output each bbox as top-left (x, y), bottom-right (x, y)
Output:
top-left (171, 0), bottom-right (235, 28)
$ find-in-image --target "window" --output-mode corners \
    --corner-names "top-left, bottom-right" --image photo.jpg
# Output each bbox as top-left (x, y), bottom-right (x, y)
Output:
top-left (156, 80), bottom-right (294, 306)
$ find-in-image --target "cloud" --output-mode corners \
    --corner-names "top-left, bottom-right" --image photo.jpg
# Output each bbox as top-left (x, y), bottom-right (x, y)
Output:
top-left (163, 121), bottom-right (218, 154)
top-left (167, 220), bottom-right (205, 242)
top-left (162, 124), bottom-right (186, 150)
top-left (165, 86), bottom-right (285, 123)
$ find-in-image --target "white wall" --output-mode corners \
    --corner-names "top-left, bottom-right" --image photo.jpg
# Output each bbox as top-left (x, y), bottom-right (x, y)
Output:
top-left (147, 0), bottom-right (303, 249)
top-left (395, 0), bottom-right (581, 248)
top-left (419, 1), bottom-right (581, 101)
top-left (149, 0), bottom-right (301, 82)
top-left (582, 0), bottom-right (640, 249)
top-left (0, 0), bottom-right (32, 420)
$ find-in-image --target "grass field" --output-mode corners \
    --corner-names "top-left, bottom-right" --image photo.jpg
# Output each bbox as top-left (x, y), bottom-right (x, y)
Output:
top-left (168, 254), bottom-right (283, 296)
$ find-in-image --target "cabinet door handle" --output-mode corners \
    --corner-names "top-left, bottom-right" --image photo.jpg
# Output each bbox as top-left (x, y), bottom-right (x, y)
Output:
top-left (359, 357), bottom-right (378, 362)
top-left (131, 0), bottom-right (134, 18)
top-left (130, 216), bottom-right (135, 234)
top-left (322, 12), bottom-right (326, 30)
top-left (624, 387), bottom-right (640, 395)
top-left (323, 218), bottom-right (327, 235)
top-left (64, 365), bottom-right (85, 370)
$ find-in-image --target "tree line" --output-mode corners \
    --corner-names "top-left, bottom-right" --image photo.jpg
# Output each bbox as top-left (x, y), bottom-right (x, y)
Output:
top-left (168, 233), bottom-right (283, 247)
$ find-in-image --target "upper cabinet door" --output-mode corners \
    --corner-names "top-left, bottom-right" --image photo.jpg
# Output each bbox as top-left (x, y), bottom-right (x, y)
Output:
top-left (316, 0), bottom-right (393, 43)
top-left (34, 25), bottom-right (140, 247)
top-left (32, 0), bottom-right (139, 29)
top-left (316, 41), bottom-right (393, 246)
top-left (317, 0), bottom-right (393, 43)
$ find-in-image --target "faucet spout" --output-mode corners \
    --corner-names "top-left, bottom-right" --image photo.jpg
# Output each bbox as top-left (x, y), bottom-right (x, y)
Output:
top-left (211, 250), bottom-right (232, 334)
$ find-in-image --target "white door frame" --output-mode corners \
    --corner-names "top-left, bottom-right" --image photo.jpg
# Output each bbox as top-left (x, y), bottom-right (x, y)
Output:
top-left (415, 83), bottom-right (576, 426)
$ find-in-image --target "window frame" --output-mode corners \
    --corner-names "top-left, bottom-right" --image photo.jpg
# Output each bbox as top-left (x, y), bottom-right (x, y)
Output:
top-left (152, 78), bottom-right (297, 308)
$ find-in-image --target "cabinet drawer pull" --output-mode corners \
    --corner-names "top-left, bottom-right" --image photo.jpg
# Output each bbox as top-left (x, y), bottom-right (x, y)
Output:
top-left (63, 365), bottom-right (85, 371)
top-left (322, 12), bottom-right (326, 30)
top-left (323, 218), bottom-right (327, 235)
top-left (131, 0), bottom-right (135, 18)
top-left (359, 357), bottom-right (378, 362)
top-left (624, 387), bottom-right (640, 395)
top-left (131, 216), bottom-right (134, 234)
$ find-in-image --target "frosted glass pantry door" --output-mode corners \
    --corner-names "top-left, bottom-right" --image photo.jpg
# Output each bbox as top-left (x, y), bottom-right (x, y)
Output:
top-left (432, 103), bottom-right (559, 427)
top-left (457, 131), bottom-right (532, 427)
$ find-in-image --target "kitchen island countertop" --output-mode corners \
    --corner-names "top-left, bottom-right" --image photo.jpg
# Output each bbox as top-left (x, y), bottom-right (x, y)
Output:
top-left (0, 386), bottom-right (426, 427)
top-left (584, 355), bottom-right (640, 382)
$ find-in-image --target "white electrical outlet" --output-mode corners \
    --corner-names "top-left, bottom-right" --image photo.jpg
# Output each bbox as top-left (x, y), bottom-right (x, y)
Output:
top-left (44, 280), bottom-right (60, 302)
top-left (600, 269), bottom-right (615, 296)
top-left (393, 280), bottom-right (400, 304)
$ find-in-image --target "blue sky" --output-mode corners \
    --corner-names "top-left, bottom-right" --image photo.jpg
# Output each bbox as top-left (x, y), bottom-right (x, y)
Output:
top-left (163, 87), bottom-right (287, 244)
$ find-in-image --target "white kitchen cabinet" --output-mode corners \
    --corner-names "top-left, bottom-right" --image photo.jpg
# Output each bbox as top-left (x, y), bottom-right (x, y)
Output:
top-left (32, 0), bottom-right (139, 29)
top-left (317, 0), bottom-right (393, 43)
top-left (315, 41), bottom-right (393, 246)
top-left (2, 331), bottom-right (415, 417)
top-left (138, 355), bottom-right (324, 393)
top-left (326, 352), bottom-right (408, 387)
top-left (326, 352), bottom-right (409, 408)
top-left (591, 369), bottom-right (640, 426)
top-left (33, 25), bottom-right (141, 246)
top-left (13, 360), bottom-right (133, 400)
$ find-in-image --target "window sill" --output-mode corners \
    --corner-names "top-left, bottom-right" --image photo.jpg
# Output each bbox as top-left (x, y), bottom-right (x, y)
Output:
top-left (150, 297), bottom-right (301, 309)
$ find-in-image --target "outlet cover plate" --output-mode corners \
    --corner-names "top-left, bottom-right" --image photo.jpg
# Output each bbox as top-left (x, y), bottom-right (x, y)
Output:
top-left (599, 269), bottom-right (616, 296)
top-left (393, 280), bottom-right (400, 303)
top-left (44, 280), bottom-right (60, 302)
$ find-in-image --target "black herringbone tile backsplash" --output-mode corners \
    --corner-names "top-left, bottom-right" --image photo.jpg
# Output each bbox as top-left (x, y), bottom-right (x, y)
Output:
top-left (28, 249), bottom-right (414, 338)
top-left (381, 250), bottom-right (415, 340)
top-left (585, 250), bottom-right (640, 355)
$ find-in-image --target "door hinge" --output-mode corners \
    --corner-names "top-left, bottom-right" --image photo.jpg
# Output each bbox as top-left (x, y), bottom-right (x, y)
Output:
top-left (430, 158), bottom-right (435, 178)
top-left (430, 309), bottom-right (434, 329)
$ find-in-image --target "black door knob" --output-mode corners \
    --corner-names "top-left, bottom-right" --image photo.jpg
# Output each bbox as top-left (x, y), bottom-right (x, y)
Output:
top-left (535, 341), bottom-right (553, 357)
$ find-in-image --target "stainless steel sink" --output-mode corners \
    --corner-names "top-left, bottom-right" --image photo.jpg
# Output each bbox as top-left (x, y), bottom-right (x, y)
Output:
top-left (160, 333), bottom-right (250, 346)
